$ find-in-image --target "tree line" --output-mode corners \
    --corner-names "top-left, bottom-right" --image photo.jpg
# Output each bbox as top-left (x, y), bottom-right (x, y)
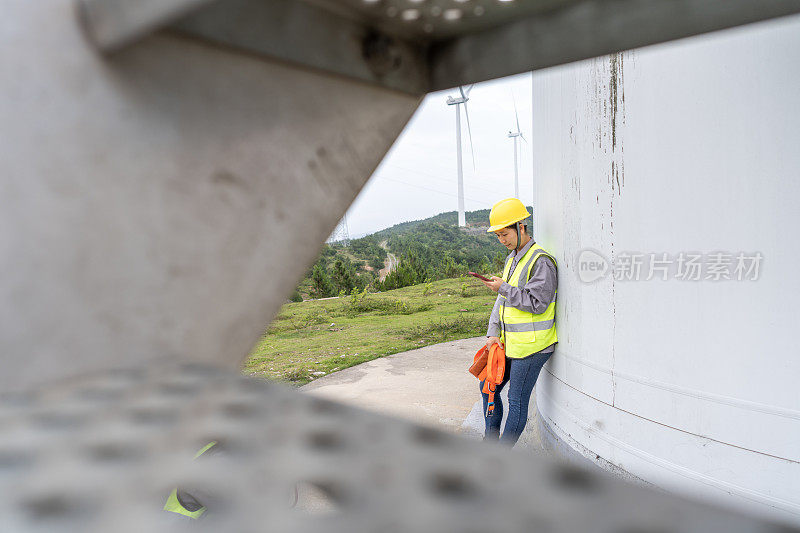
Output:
top-left (292, 209), bottom-right (516, 301)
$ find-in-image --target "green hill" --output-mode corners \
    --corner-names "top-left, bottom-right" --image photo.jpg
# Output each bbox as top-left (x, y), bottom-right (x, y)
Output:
top-left (294, 207), bottom-right (532, 300)
top-left (372, 208), bottom-right (493, 239)
top-left (248, 277), bottom-right (494, 386)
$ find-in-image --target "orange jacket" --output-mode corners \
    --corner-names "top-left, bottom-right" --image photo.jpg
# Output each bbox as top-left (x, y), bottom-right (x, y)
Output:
top-left (469, 344), bottom-right (506, 417)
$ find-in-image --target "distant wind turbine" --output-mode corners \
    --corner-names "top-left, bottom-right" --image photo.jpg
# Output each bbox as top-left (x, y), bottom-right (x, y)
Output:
top-left (446, 85), bottom-right (475, 228)
top-left (507, 92), bottom-right (526, 199)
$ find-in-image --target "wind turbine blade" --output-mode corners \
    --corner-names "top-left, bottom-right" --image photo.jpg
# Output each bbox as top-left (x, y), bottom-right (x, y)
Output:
top-left (459, 86), bottom-right (466, 100)
top-left (520, 132), bottom-right (527, 144)
top-left (512, 91), bottom-right (521, 134)
top-left (463, 102), bottom-right (476, 170)
top-left (464, 84), bottom-right (474, 97)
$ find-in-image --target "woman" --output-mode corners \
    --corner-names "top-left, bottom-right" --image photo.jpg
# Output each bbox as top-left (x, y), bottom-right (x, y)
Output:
top-left (479, 198), bottom-right (558, 446)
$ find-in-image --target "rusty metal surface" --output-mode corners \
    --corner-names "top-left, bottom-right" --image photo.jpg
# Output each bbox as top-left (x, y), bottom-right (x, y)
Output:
top-left (0, 363), bottom-right (795, 532)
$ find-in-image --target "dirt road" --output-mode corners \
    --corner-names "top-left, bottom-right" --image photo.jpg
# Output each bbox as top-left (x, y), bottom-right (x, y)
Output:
top-left (378, 240), bottom-right (398, 281)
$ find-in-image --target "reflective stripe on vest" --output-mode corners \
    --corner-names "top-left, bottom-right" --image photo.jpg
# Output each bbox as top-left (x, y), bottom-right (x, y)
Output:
top-left (499, 243), bottom-right (558, 358)
top-left (164, 488), bottom-right (206, 519)
top-left (163, 441), bottom-right (217, 519)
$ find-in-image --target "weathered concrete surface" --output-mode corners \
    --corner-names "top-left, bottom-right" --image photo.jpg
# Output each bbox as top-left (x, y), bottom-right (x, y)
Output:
top-left (0, 0), bottom-right (419, 392)
top-left (301, 336), bottom-right (549, 454)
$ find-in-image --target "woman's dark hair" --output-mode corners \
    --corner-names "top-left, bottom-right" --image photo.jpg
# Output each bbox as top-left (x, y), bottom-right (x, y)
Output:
top-left (503, 221), bottom-right (528, 232)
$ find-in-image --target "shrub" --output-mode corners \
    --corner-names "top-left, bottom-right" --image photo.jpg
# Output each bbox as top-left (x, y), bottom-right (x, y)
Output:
top-left (397, 314), bottom-right (487, 343)
top-left (423, 278), bottom-right (433, 297)
top-left (283, 367), bottom-right (308, 383)
top-left (311, 264), bottom-right (335, 298)
top-left (269, 309), bottom-right (330, 332)
top-left (344, 295), bottom-right (432, 317)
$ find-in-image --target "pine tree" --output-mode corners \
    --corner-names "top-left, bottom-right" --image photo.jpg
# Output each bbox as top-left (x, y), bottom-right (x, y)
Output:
top-left (311, 264), bottom-right (334, 298)
top-left (332, 258), bottom-right (357, 294)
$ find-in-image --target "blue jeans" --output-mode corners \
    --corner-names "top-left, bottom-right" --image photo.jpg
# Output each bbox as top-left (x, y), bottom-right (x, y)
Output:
top-left (479, 351), bottom-right (552, 447)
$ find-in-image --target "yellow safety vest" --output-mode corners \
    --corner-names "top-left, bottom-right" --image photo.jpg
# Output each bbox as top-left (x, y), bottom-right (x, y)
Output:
top-left (163, 441), bottom-right (217, 519)
top-left (499, 242), bottom-right (558, 358)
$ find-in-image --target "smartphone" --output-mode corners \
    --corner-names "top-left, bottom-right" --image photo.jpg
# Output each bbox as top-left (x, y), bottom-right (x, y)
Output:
top-left (468, 272), bottom-right (492, 282)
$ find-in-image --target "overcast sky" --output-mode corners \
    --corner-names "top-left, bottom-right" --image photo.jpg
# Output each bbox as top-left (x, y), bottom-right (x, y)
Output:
top-left (337, 72), bottom-right (534, 239)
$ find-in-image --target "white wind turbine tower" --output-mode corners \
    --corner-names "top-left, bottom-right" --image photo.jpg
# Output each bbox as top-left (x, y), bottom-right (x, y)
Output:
top-left (507, 92), bottom-right (526, 199)
top-left (446, 85), bottom-right (475, 228)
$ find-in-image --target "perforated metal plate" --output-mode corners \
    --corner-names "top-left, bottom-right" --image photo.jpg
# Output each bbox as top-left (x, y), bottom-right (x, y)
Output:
top-left (301, 0), bottom-right (577, 41)
top-left (0, 363), bottom-right (794, 532)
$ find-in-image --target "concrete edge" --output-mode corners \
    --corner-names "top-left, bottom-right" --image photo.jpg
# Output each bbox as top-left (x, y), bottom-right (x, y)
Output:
top-left (536, 403), bottom-right (654, 489)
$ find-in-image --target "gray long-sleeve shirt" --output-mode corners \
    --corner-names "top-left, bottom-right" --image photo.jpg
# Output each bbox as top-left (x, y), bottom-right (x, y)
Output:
top-left (487, 238), bottom-right (558, 354)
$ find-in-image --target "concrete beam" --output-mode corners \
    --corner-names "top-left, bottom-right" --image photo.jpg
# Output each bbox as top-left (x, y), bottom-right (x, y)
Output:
top-left (171, 0), bottom-right (431, 95)
top-left (173, 0), bottom-right (800, 95)
top-left (431, 0), bottom-right (800, 89)
top-left (78, 0), bottom-right (800, 94)
top-left (0, 0), bottom-right (420, 392)
top-left (77, 0), bottom-right (217, 51)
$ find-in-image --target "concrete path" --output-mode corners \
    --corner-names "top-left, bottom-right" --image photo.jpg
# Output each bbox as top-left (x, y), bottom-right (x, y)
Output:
top-left (301, 337), bottom-right (479, 433)
top-left (300, 337), bottom-right (548, 454)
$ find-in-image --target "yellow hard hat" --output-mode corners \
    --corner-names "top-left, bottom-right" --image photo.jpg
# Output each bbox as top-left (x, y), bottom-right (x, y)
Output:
top-left (487, 198), bottom-right (531, 232)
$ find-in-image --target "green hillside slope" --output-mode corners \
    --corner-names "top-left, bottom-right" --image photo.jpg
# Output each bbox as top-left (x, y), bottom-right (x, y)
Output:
top-left (296, 206), bottom-right (531, 300)
top-left (246, 277), bottom-right (494, 386)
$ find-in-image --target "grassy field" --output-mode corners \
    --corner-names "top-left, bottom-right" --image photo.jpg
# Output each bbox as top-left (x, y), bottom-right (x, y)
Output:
top-left (245, 277), bottom-right (494, 386)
